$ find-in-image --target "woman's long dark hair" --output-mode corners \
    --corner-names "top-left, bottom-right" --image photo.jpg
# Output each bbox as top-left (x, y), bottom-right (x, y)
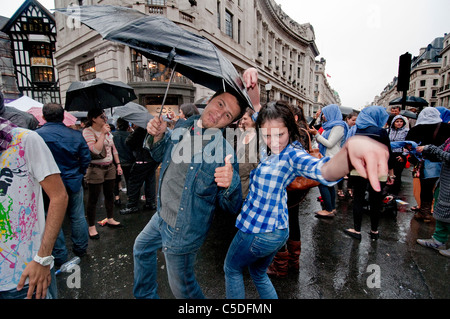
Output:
top-left (86, 108), bottom-right (104, 127)
top-left (255, 100), bottom-right (306, 150)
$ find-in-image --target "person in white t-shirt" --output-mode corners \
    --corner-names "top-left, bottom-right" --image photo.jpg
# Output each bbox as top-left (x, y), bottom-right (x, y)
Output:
top-left (0, 118), bottom-right (68, 299)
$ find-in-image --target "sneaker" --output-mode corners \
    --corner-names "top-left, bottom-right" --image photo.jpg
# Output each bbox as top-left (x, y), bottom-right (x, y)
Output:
top-left (416, 238), bottom-right (446, 250)
top-left (439, 248), bottom-right (450, 257)
top-left (119, 206), bottom-right (139, 215)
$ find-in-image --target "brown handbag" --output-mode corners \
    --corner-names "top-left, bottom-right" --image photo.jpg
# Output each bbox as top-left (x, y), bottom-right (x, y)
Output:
top-left (287, 128), bottom-right (323, 191)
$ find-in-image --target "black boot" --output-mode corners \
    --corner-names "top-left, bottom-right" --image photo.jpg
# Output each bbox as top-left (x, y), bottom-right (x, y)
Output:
top-left (120, 206), bottom-right (139, 215)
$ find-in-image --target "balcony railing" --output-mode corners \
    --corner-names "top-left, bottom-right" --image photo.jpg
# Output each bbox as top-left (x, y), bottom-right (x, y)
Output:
top-left (180, 11), bottom-right (195, 23)
top-left (148, 5), bottom-right (165, 15)
top-left (127, 66), bottom-right (192, 86)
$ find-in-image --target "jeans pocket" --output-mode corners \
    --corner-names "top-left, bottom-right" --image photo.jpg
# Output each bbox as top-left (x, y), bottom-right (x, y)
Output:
top-left (250, 230), bottom-right (287, 258)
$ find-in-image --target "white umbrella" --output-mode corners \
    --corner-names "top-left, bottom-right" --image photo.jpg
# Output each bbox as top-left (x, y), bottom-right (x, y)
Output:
top-left (5, 95), bottom-right (43, 112)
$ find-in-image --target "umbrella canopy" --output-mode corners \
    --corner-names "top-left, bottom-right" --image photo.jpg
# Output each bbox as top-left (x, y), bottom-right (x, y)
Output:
top-left (69, 111), bottom-right (88, 119)
top-left (400, 109), bottom-right (417, 119)
top-left (113, 102), bottom-right (153, 128)
top-left (56, 5), bottom-right (252, 112)
top-left (65, 78), bottom-right (137, 111)
top-left (27, 107), bottom-right (78, 126)
top-left (6, 95), bottom-right (43, 112)
top-left (389, 96), bottom-right (429, 108)
top-left (339, 106), bottom-right (360, 117)
top-left (194, 95), bottom-right (214, 108)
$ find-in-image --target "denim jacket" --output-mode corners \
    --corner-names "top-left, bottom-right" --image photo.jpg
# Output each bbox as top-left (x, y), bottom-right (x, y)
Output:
top-left (36, 122), bottom-right (91, 193)
top-left (146, 115), bottom-right (242, 253)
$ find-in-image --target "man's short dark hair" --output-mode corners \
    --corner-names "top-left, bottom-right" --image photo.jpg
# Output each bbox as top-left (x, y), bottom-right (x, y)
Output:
top-left (43, 103), bottom-right (65, 123)
top-left (210, 89), bottom-right (249, 121)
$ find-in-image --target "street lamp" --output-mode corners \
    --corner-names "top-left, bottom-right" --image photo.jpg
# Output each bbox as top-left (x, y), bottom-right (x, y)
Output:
top-left (265, 82), bottom-right (272, 103)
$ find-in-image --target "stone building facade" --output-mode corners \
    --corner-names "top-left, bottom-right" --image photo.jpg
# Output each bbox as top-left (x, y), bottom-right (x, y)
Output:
top-left (314, 57), bottom-right (340, 109)
top-left (437, 33), bottom-right (450, 107)
top-left (409, 37), bottom-right (443, 107)
top-left (1, 0), bottom-right (60, 104)
top-left (374, 34), bottom-right (449, 111)
top-left (54, 0), bottom-right (338, 116)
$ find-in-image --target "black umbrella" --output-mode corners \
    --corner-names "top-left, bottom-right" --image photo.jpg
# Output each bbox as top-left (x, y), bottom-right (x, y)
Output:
top-left (56, 5), bottom-right (252, 112)
top-left (389, 96), bottom-right (429, 108)
top-left (400, 109), bottom-right (417, 119)
top-left (65, 78), bottom-right (137, 111)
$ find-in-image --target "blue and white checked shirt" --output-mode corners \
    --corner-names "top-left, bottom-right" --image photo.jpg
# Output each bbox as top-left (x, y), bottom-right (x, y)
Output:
top-left (235, 141), bottom-right (337, 233)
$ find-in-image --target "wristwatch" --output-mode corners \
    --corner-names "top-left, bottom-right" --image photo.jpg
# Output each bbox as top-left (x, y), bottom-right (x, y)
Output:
top-left (33, 254), bottom-right (54, 267)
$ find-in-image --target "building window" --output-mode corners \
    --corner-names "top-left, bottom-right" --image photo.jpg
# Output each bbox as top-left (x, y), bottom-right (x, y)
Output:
top-left (225, 10), bottom-right (233, 38)
top-left (420, 80), bottom-right (426, 87)
top-left (79, 59), bottom-right (96, 81)
top-left (217, 1), bottom-right (221, 29)
top-left (132, 50), bottom-right (144, 78)
top-left (237, 19), bottom-right (241, 44)
top-left (30, 43), bottom-right (52, 58)
top-left (21, 17), bottom-right (50, 33)
top-left (32, 67), bottom-right (54, 83)
top-left (147, 0), bottom-right (166, 5)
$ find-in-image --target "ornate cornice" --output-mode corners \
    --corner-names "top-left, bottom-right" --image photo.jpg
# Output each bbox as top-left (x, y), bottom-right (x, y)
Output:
top-left (261, 0), bottom-right (319, 56)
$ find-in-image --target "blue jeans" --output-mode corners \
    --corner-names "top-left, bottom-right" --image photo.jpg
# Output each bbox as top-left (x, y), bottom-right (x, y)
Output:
top-left (224, 228), bottom-right (289, 299)
top-left (133, 213), bottom-right (204, 299)
top-left (0, 268), bottom-right (57, 299)
top-left (318, 184), bottom-right (336, 212)
top-left (53, 188), bottom-right (89, 264)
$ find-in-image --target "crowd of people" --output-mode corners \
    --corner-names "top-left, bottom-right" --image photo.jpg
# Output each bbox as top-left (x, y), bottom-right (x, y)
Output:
top-left (1, 67), bottom-right (449, 300)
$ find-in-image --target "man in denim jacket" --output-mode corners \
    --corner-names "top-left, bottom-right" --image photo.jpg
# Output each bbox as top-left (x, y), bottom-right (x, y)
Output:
top-left (133, 88), bottom-right (250, 299)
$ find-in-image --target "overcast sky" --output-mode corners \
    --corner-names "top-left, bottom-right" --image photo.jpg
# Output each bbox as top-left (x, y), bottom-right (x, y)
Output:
top-left (2, 0), bottom-right (450, 109)
top-left (275, 0), bottom-right (450, 108)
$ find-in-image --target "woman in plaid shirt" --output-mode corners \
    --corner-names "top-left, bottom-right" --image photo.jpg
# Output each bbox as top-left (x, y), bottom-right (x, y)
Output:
top-left (224, 100), bottom-right (390, 299)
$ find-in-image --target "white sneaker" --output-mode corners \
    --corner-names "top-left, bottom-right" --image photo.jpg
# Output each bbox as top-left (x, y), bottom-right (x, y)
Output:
top-left (416, 238), bottom-right (446, 250)
top-left (439, 248), bottom-right (450, 257)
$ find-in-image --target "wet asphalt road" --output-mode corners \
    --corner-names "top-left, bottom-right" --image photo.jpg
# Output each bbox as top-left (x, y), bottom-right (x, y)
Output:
top-left (55, 170), bottom-right (449, 300)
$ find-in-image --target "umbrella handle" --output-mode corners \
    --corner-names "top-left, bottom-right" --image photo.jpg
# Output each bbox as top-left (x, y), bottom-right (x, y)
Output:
top-left (146, 63), bottom-right (178, 148)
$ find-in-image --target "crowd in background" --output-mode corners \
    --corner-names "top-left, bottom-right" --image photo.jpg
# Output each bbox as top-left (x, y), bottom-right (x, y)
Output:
top-left (1, 84), bottom-right (449, 300)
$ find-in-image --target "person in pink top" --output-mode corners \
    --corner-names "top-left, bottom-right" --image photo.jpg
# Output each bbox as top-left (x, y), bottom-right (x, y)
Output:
top-left (82, 109), bottom-right (123, 239)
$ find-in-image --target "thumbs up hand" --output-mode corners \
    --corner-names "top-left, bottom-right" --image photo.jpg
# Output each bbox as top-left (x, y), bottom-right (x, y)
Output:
top-left (214, 154), bottom-right (234, 188)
